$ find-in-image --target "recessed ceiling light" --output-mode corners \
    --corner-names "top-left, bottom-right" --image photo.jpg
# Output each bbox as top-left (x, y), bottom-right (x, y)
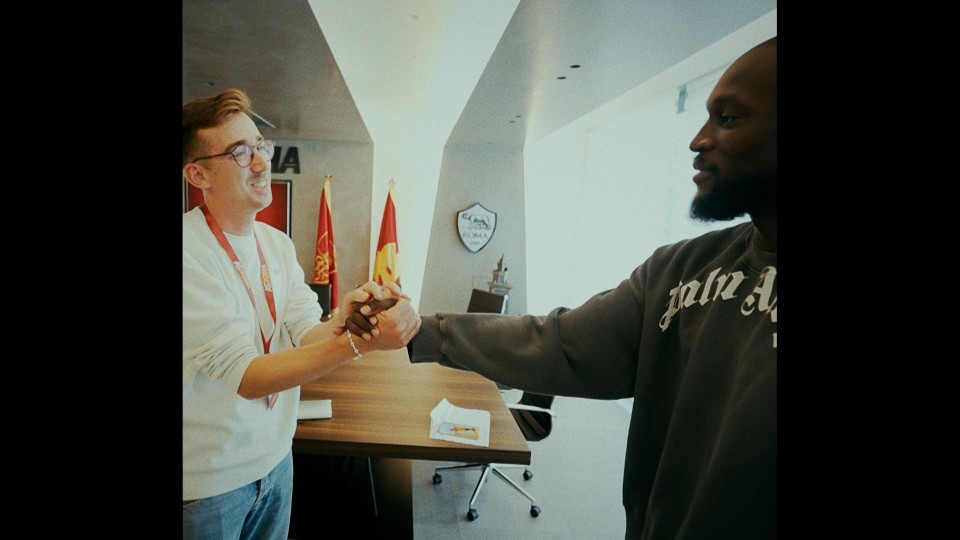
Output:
top-left (570, 64), bottom-right (581, 69)
top-left (557, 76), bottom-right (567, 80)
top-left (509, 120), bottom-right (515, 124)
top-left (515, 115), bottom-right (522, 118)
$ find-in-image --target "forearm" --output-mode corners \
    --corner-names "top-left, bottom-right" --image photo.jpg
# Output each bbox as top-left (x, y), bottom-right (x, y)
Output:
top-left (410, 280), bottom-right (644, 399)
top-left (237, 331), bottom-right (366, 399)
top-left (298, 320), bottom-right (338, 346)
top-left (238, 295), bottom-right (419, 399)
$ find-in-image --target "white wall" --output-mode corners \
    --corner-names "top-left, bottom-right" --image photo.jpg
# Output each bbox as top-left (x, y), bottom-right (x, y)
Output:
top-left (368, 138), bottom-right (443, 312)
top-left (524, 13), bottom-right (776, 315)
top-left (419, 144), bottom-right (527, 316)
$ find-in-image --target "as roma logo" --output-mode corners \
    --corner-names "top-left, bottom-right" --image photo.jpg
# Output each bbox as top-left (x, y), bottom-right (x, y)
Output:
top-left (457, 202), bottom-right (497, 253)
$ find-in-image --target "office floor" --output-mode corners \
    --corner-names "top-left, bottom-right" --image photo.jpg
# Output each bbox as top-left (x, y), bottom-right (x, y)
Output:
top-left (411, 390), bottom-right (631, 540)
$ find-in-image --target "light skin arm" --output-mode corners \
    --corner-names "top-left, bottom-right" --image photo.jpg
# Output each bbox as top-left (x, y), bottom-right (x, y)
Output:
top-left (237, 281), bottom-right (420, 400)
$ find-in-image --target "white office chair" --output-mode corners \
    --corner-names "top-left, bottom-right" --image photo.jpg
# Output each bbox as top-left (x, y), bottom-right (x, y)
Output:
top-left (432, 392), bottom-right (556, 520)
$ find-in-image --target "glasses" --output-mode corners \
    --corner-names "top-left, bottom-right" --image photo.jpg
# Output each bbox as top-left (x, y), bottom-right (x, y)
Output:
top-left (191, 140), bottom-right (275, 168)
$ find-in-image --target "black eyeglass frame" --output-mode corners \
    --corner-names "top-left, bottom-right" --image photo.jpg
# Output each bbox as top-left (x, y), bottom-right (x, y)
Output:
top-left (190, 140), bottom-right (275, 168)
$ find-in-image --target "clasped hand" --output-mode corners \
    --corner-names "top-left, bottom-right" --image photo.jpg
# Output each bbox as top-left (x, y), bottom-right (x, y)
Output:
top-left (333, 281), bottom-right (420, 350)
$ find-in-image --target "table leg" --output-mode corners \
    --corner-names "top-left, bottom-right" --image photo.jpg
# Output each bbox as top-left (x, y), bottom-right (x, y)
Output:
top-left (369, 457), bottom-right (413, 539)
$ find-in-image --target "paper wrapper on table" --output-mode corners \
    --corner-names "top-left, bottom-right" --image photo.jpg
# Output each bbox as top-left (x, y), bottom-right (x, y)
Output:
top-left (429, 398), bottom-right (490, 447)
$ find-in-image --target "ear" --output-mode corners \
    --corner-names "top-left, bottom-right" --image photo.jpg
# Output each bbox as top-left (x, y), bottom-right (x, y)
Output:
top-left (183, 163), bottom-right (210, 189)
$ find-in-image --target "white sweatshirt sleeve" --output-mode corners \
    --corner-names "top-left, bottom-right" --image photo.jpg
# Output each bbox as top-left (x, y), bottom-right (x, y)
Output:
top-left (182, 247), bottom-right (261, 394)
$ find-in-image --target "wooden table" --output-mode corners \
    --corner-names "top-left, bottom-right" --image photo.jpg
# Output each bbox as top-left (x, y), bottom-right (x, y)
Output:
top-left (292, 348), bottom-right (531, 537)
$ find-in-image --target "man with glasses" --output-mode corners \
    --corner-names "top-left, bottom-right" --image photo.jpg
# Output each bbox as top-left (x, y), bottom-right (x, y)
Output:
top-left (182, 88), bottom-right (420, 539)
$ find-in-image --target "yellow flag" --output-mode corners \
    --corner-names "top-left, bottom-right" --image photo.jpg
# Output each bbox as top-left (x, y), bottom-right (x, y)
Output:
top-left (373, 180), bottom-right (399, 286)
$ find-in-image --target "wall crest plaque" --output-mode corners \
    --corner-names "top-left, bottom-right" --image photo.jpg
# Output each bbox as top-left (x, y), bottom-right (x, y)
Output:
top-left (457, 202), bottom-right (497, 253)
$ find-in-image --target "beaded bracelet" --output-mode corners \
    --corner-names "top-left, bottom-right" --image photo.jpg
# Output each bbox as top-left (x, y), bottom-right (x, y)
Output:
top-left (345, 330), bottom-right (363, 360)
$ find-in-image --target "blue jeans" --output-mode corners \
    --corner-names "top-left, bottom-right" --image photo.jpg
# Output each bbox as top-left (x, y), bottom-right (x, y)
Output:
top-left (183, 451), bottom-right (293, 540)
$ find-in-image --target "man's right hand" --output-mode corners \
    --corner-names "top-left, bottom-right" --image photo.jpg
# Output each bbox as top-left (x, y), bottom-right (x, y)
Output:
top-left (341, 282), bottom-right (407, 340)
top-left (359, 297), bottom-right (421, 350)
top-left (345, 297), bottom-right (399, 338)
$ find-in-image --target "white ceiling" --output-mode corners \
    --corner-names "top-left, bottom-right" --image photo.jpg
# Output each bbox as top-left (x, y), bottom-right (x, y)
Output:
top-left (307, 0), bottom-right (521, 149)
top-left (182, 0), bottom-right (777, 147)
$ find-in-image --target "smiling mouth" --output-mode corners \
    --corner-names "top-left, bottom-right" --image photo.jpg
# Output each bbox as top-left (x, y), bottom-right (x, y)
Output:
top-left (692, 157), bottom-right (716, 184)
top-left (250, 177), bottom-right (269, 189)
top-left (693, 169), bottom-right (716, 185)
top-left (693, 163), bottom-right (717, 184)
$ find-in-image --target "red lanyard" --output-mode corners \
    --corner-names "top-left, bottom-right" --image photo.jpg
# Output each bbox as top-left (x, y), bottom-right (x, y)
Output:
top-left (201, 206), bottom-right (278, 355)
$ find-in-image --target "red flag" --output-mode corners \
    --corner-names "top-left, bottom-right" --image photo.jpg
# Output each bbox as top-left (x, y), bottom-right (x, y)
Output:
top-left (312, 175), bottom-right (339, 312)
top-left (373, 179), bottom-right (400, 286)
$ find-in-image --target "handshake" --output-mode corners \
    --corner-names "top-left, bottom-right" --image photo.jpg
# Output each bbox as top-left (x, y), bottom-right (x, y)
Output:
top-left (334, 281), bottom-right (421, 350)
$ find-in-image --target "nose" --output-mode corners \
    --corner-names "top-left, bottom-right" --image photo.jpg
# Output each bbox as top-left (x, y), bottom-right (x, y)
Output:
top-left (689, 123), bottom-right (713, 153)
top-left (250, 146), bottom-right (269, 172)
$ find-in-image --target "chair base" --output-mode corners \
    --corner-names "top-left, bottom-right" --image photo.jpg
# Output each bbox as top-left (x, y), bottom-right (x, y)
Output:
top-left (433, 463), bottom-right (540, 520)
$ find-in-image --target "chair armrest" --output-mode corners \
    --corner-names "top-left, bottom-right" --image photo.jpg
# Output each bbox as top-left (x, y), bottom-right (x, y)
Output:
top-left (507, 403), bottom-right (557, 417)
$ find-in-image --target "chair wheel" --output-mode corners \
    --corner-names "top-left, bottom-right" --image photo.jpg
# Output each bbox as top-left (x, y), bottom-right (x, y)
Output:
top-left (523, 469), bottom-right (533, 480)
top-left (433, 473), bottom-right (443, 484)
top-left (530, 505), bottom-right (541, 517)
top-left (467, 508), bottom-right (479, 521)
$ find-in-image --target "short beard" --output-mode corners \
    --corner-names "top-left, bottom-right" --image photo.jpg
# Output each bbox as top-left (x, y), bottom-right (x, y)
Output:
top-left (690, 173), bottom-right (776, 222)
